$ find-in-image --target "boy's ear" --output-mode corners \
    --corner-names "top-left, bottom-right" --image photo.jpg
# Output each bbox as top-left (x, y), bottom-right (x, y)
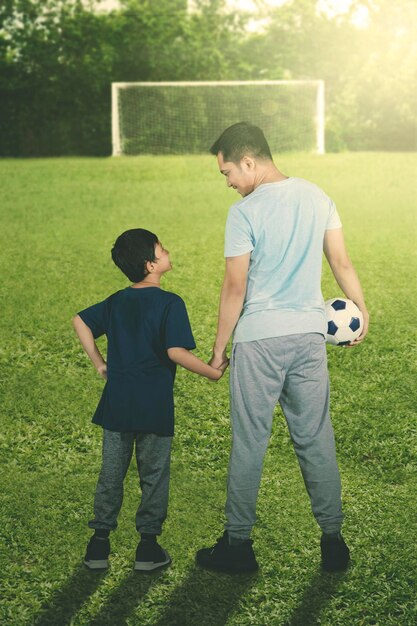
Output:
top-left (145, 260), bottom-right (154, 274)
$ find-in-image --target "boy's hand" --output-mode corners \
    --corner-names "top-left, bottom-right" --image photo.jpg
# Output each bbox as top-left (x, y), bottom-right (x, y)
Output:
top-left (208, 358), bottom-right (229, 381)
top-left (96, 362), bottom-right (107, 380)
top-left (209, 348), bottom-right (228, 370)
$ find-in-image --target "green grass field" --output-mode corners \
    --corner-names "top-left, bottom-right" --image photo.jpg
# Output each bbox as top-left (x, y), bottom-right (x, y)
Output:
top-left (0, 153), bottom-right (416, 626)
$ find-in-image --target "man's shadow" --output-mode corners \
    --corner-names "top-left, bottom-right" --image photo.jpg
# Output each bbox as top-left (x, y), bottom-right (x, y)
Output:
top-left (284, 567), bottom-right (348, 626)
top-left (151, 566), bottom-right (345, 626)
top-left (151, 565), bottom-right (257, 626)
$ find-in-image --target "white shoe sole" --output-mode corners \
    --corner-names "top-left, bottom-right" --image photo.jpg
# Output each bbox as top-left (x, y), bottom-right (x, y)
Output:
top-left (134, 549), bottom-right (171, 571)
top-left (84, 559), bottom-right (109, 570)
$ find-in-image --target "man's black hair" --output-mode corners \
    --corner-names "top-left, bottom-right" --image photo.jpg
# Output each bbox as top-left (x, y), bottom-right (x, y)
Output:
top-left (111, 228), bottom-right (158, 282)
top-left (210, 122), bottom-right (273, 163)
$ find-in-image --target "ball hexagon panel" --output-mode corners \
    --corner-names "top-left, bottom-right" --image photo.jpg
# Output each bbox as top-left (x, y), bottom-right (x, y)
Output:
top-left (327, 320), bottom-right (338, 336)
top-left (331, 299), bottom-right (347, 311)
top-left (349, 317), bottom-right (361, 332)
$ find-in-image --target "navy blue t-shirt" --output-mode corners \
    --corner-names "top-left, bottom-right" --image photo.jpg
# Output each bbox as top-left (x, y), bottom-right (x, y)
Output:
top-left (78, 287), bottom-right (196, 435)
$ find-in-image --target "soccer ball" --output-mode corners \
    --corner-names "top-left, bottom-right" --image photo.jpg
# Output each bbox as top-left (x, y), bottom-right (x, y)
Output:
top-left (325, 298), bottom-right (363, 346)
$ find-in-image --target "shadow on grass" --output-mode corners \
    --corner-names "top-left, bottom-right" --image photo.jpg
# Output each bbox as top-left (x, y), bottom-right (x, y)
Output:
top-left (33, 564), bottom-right (163, 626)
top-left (88, 568), bottom-right (164, 626)
top-left (33, 563), bottom-right (108, 626)
top-left (284, 568), bottom-right (348, 626)
top-left (32, 561), bottom-right (342, 625)
top-left (152, 564), bottom-right (257, 626)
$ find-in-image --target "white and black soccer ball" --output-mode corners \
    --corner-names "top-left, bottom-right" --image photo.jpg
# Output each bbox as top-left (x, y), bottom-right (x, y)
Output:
top-left (325, 298), bottom-right (363, 346)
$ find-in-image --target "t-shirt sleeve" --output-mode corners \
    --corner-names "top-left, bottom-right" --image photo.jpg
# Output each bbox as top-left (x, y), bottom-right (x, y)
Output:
top-left (224, 206), bottom-right (254, 257)
top-left (326, 199), bottom-right (343, 230)
top-left (78, 299), bottom-right (108, 339)
top-left (164, 298), bottom-right (196, 350)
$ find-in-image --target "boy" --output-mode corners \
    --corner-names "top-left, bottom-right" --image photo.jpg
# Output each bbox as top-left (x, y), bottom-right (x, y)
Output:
top-left (73, 228), bottom-right (227, 572)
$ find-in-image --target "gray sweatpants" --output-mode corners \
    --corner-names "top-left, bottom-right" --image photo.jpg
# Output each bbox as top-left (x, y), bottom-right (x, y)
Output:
top-left (88, 429), bottom-right (172, 535)
top-left (225, 333), bottom-right (344, 539)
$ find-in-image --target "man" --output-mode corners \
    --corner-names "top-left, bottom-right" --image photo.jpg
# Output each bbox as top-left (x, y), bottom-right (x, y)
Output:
top-left (196, 122), bottom-right (369, 574)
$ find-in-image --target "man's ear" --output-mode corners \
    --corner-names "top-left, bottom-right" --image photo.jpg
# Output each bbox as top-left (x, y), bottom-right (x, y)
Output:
top-left (241, 155), bottom-right (256, 171)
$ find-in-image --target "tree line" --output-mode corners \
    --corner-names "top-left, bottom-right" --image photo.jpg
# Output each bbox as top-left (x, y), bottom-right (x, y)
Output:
top-left (0, 0), bottom-right (415, 156)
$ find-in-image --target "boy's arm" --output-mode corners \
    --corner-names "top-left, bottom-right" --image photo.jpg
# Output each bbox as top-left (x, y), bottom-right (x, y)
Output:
top-left (323, 228), bottom-right (369, 345)
top-left (167, 347), bottom-right (228, 381)
top-left (72, 315), bottom-right (107, 379)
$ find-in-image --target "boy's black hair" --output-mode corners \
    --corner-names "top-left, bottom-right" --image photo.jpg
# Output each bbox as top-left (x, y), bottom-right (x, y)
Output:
top-left (209, 122), bottom-right (273, 163)
top-left (111, 228), bottom-right (158, 282)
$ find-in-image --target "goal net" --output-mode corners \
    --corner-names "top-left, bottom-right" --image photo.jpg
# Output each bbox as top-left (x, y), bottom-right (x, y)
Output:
top-left (111, 80), bottom-right (325, 156)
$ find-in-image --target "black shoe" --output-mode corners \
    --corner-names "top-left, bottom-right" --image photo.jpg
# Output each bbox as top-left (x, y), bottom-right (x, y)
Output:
top-left (134, 535), bottom-right (171, 572)
top-left (321, 532), bottom-right (350, 572)
top-left (84, 535), bottom-right (110, 570)
top-left (196, 531), bottom-right (259, 574)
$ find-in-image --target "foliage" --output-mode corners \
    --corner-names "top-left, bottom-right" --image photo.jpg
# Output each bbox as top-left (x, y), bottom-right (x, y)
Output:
top-left (241, 0), bottom-right (417, 151)
top-left (0, 0), bottom-right (248, 156)
top-left (345, 0), bottom-right (417, 150)
top-left (0, 0), bottom-right (415, 155)
top-left (0, 0), bottom-right (116, 154)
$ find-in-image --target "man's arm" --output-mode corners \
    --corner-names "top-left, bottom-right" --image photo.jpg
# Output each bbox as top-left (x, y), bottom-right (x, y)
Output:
top-left (211, 253), bottom-right (250, 367)
top-left (323, 228), bottom-right (369, 345)
top-left (72, 315), bottom-right (107, 379)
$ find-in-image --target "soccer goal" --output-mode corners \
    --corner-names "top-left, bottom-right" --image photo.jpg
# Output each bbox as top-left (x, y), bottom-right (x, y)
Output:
top-left (111, 80), bottom-right (325, 156)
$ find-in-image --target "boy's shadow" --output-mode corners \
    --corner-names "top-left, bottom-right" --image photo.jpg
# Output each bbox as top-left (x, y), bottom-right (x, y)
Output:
top-left (33, 564), bottom-right (157, 626)
top-left (33, 564), bottom-right (108, 626)
top-left (88, 568), bottom-right (165, 626)
top-left (33, 562), bottom-right (254, 626)
top-left (77, 564), bottom-right (256, 626)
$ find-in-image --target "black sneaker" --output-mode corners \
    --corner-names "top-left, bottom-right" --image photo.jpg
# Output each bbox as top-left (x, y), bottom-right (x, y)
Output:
top-left (196, 531), bottom-right (259, 574)
top-left (134, 535), bottom-right (171, 572)
top-left (321, 532), bottom-right (350, 572)
top-left (84, 535), bottom-right (110, 570)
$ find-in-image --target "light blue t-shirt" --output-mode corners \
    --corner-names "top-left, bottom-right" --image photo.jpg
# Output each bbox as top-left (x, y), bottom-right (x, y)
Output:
top-left (224, 177), bottom-right (342, 343)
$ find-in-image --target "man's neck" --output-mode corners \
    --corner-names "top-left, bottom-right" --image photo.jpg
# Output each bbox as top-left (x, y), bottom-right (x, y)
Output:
top-left (254, 163), bottom-right (288, 190)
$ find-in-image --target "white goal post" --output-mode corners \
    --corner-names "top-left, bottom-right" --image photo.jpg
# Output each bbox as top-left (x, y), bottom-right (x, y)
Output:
top-left (111, 80), bottom-right (325, 156)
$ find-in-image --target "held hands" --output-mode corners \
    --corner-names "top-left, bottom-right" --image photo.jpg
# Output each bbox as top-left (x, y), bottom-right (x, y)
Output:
top-left (208, 348), bottom-right (230, 381)
top-left (209, 358), bottom-right (230, 381)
